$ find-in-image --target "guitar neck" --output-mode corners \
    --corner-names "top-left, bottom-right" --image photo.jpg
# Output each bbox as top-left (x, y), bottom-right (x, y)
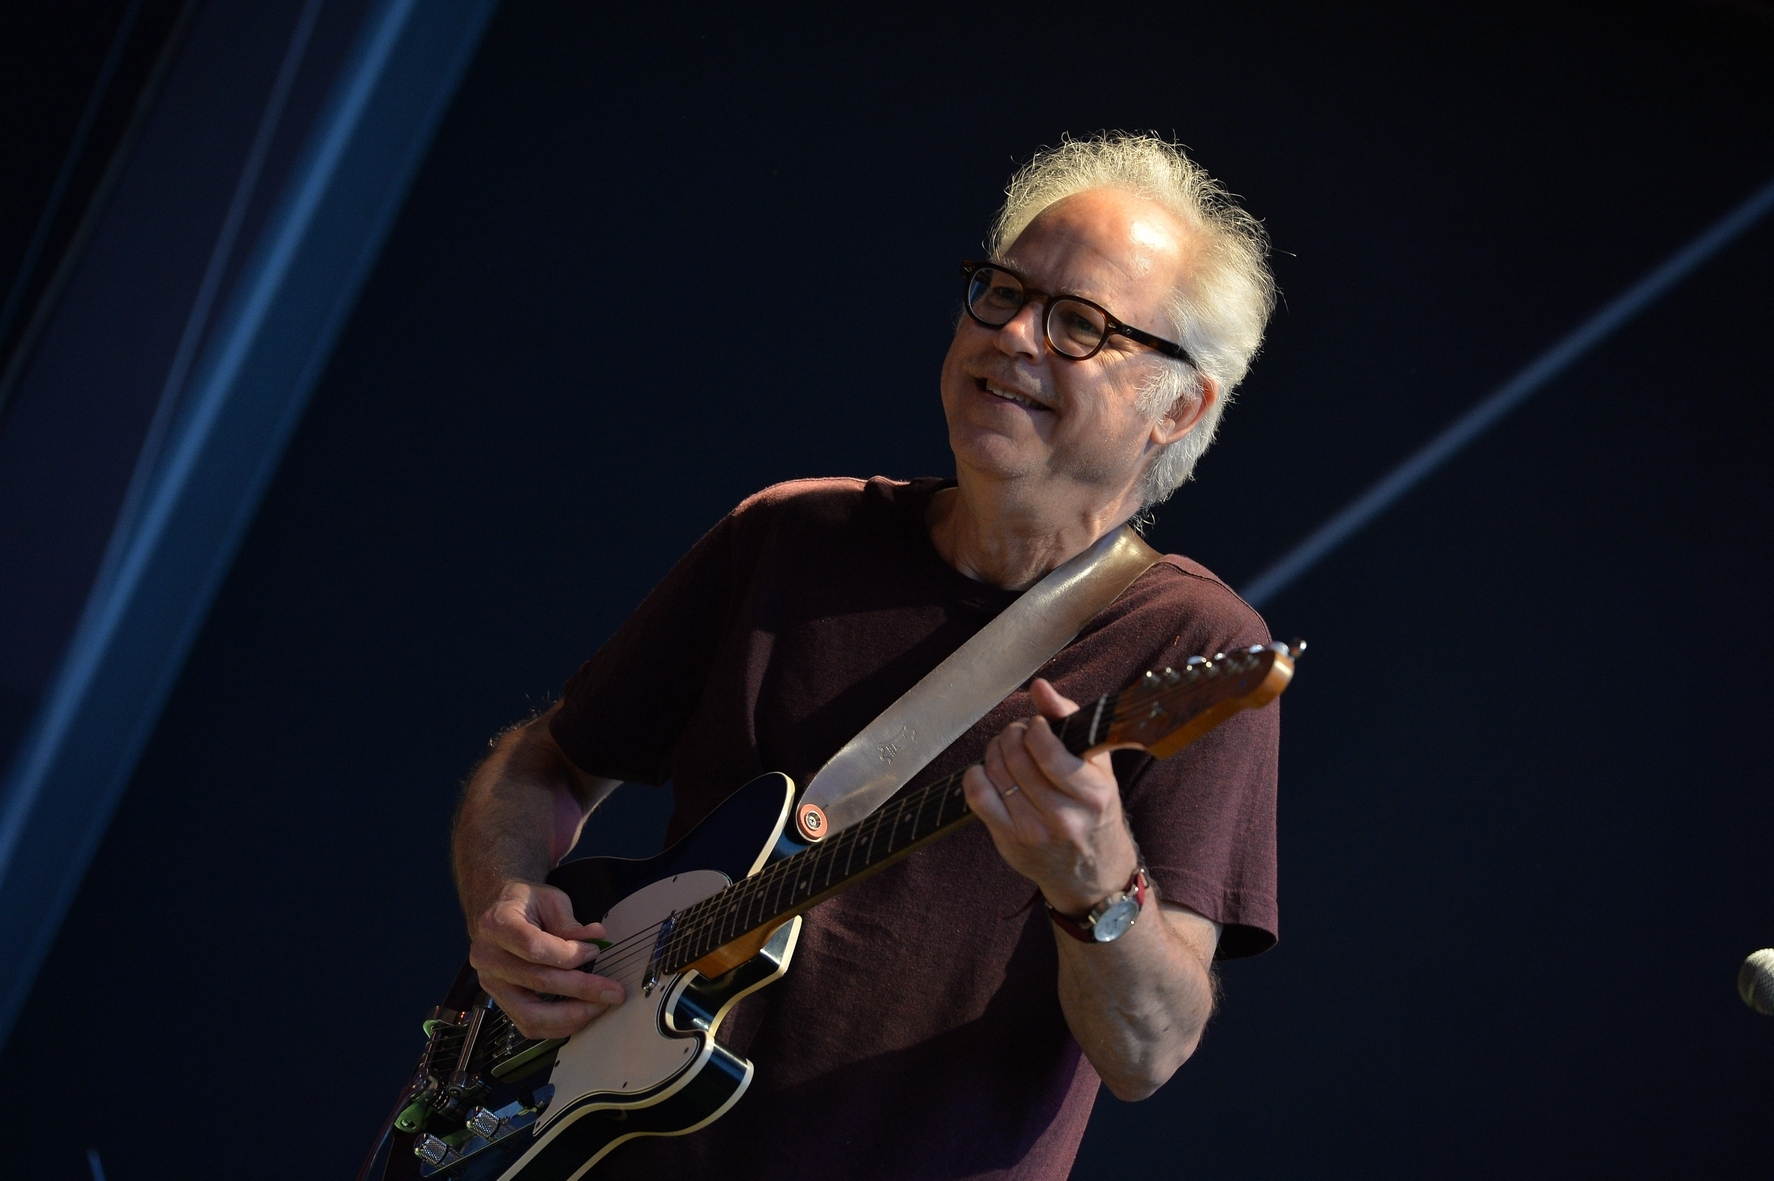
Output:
top-left (657, 642), bottom-right (1291, 978)
top-left (656, 700), bottom-right (1115, 976)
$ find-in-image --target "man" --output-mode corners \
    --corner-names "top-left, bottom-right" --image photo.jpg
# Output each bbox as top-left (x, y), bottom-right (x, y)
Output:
top-left (452, 133), bottom-right (1279, 1179)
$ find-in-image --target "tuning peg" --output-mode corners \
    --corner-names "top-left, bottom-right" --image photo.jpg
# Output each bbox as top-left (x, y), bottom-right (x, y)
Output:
top-left (1184, 655), bottom-right (1206, 667)
top-left (1161, 667), bottom-right (1180, 684)
top-left (1141, 670), bottom-right (1162, 689)
top-left (1288, 638), bottom-right (1307, 659)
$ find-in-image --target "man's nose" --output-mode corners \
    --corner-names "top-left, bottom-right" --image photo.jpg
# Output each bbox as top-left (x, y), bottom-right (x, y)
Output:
top-left (994, 300), bottom-right (1046, 358)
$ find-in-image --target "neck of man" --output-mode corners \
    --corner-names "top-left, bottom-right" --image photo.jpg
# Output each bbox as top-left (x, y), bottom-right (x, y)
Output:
top-left (927, 469), bottom-right (1145, 591)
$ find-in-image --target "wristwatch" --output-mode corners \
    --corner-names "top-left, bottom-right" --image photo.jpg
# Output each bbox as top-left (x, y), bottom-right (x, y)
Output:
top-left (1046, 868), bottom-right (1148, 944)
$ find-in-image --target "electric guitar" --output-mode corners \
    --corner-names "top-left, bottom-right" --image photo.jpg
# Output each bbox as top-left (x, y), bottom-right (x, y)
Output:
top-left (358, 641), bottom-right (1300, 1181)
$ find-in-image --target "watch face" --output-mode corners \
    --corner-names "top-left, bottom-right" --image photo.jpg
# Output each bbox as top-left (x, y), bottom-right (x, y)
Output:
top-left (1092, 897), bottom-right (1140, 942)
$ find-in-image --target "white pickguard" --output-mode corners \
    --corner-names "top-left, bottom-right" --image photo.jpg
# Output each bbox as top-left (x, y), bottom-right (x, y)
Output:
top-left (535, 869), bottom-right (731, 1132)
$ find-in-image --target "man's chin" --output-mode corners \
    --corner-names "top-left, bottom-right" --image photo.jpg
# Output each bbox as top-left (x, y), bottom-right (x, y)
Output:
top-left (949, 438), bottom-right (1047, 484)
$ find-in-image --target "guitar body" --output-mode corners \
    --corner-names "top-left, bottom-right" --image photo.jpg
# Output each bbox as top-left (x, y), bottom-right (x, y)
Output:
top-left (361, 772), bottom-right (804, 1181)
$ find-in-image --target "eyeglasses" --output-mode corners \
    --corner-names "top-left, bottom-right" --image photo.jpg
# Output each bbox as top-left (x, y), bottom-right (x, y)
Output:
top-left (960, 260), bottom-right (1197, 368)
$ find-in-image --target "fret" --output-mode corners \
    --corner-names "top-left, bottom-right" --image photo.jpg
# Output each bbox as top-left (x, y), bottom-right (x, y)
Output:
top-left (669, 912), bottom-right (693, 966)
top-left (755, 875), bottom-right (772, 923)
top-left (668, 908), bottom-right (692, 963)
top-left (698, 900), bottom-right (719, 953)
top-left (882, 799), bottom-right (902, 855)
top-left (847, 815), bottom-right (869, 879)
top-left (817, 833), bottom-right (842, 890)
top-left (732, 886), bottom-right (750, 940)
top-left (686, 907), bottom-right (707, 959)
top-left (820, 830), bottom-right (843, 883)
top-left (719, 891), bottom-right (740, 946)
top-left (920, 778), bottom-right (944, 837)
top-left (1101, 692), bottom-right (1123, 746)
top-left (750, 878), bottom-right (771, 931)
top-left (669, 772), bottom-right (978, 973)
top-left (699, 772), bottom-right (963, 957)
top-left (769, 854), bottom-right (791, 907)
top-left (673, 915), bottom-right (697, 965)
top-left (861, 809), bottom-right (883, 862)
top-left (749, 880), bottom-right (770, 930)
top-left (697, 905), bottom-right (718, 957)
top-left (885, 795), bottom-right (907, 839)
top-left (917, 779), bottom-right (945, 836)
top-left (824, 833), bottom-right (847, 885)
top-left (915, 776), bottom-right (943, 833)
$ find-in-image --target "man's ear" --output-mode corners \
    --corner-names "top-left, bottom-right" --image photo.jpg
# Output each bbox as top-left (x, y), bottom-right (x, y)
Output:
top-left (1151, 374), bottom-right (1218, 447)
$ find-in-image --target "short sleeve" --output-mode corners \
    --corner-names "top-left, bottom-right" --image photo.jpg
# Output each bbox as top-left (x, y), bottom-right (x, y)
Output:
top-left (1111, 563), bottom-right (1280, 959)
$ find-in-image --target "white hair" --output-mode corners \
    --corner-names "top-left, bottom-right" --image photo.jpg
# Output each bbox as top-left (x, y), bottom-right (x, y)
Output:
top-left (988, 133), bottom-right (1276, 507)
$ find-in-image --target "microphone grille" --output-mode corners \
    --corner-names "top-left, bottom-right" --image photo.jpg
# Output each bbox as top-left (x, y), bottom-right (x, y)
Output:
top-left (1738, 949), bottom-right (1774, 1015)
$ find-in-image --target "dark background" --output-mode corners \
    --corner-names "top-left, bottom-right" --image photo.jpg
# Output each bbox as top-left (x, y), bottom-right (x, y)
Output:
top-left (4, 1), bottom-right (1773, 1177)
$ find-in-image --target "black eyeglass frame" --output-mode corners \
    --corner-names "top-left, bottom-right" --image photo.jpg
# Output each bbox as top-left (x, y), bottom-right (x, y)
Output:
top-left (960, 260), bottom-right (1198, 369)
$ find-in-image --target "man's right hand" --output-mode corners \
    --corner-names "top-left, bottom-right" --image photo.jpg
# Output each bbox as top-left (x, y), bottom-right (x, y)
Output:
top-left (467, 879), bottom-right (626, 1040)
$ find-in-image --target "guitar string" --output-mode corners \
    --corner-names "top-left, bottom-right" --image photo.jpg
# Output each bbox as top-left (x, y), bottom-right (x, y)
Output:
top-left (530, 772), bottom-right (936, 996)
top-left (527, 661), bottom-right (1243, 988)
top-left (670, 772), bottom-right (958, 961)
top-left (646, 663), bottom-right (1170, 968)
top-left (459, 693), bottom-right (1154, 1067)
top-left (464, 656), bottom-right (1259, 1059)
top-left (464, 652), bottom-right (1255, 1063)
top-left (638, 778), bottom-right (945, 976)
top-left (529, 778), bottom-right (942, 991)
top-left (539, 664), bottom-right (1236, 992)
top-left (549, 699), bottom-right (1129, 995)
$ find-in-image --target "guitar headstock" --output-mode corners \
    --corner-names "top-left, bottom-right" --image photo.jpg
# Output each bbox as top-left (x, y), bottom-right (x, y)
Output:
top-left (1075, 640), bottom-right (1301, 760)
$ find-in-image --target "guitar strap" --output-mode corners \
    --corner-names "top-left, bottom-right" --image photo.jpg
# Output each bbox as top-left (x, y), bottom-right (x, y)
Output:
top-left (797, 522), bottom-right (1161, 838)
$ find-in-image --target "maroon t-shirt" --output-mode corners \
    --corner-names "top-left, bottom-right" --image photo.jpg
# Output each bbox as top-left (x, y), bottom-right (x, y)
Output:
top-left (550, 476), bottom-right (1279, 1181)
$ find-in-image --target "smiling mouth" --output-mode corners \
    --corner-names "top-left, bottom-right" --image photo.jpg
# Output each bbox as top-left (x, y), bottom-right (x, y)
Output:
top-left (979, 378), bottom-right (1050, 412)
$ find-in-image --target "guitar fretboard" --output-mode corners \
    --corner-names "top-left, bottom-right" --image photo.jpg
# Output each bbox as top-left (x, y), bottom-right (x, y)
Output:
top-left (658, 767), bottom-right (972, 974)
top-left (655, 697), bottom-right (1117, 975)
top-left (654, 644), bottom-right (1280, 977)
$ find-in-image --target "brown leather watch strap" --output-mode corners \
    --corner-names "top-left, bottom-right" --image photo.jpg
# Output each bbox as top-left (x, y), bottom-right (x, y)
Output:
top-left (1047, 867), bottom-right (1148, 943)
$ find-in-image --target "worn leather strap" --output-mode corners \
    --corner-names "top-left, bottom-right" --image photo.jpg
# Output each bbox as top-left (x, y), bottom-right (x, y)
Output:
top-left (799, 523), bottom-right (1161, 837)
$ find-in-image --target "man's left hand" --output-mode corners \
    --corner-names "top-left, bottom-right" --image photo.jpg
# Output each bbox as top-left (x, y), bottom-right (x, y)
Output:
top-left (962, 677), bottom-right (1140, 916)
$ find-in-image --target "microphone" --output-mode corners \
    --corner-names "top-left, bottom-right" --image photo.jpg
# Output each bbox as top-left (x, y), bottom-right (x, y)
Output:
top-left (1739, 949), bottom-right (1774, 1015)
